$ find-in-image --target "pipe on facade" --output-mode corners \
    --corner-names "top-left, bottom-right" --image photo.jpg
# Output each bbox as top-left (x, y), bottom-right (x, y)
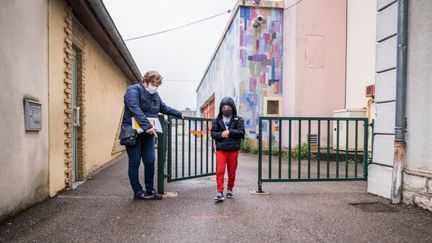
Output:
top-left (391, 0), bottom-right (408, 204)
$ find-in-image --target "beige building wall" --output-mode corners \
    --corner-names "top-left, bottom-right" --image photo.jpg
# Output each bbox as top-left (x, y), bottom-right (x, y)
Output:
top-left (346, 0), bottom-right (377, 109)
top-left (48, 0), bottom-right (128, 196)
top-left (83, 32), bottom-right (128, 174)
top-left (48, 0), bottom-right (68, 197)
top-left (0, 0), bottom-right (49, 221)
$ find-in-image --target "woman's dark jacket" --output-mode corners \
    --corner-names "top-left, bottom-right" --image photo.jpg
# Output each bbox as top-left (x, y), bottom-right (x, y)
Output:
top-left (121, 83), bottom-right (182, 132)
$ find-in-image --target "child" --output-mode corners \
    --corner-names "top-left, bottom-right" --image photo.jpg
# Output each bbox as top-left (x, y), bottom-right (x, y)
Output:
top-left (211, 97), bottom-right (245, 202)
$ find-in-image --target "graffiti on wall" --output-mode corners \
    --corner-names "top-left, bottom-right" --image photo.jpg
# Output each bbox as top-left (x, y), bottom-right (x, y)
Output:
top-left (238, 7), bottom-right (283, 134)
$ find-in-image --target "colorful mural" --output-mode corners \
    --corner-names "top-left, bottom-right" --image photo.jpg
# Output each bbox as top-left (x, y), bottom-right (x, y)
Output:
top-left (238, 7), bottom-right (283, 134)
top-left (197, 5), bottom-right (283, 141)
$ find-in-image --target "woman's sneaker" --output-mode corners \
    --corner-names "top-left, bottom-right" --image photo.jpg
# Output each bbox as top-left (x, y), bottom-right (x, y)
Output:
top-left (148, 190), bottom-right (163, 200)
top-left (134, 191), bottom-right (155, 200)
top-left (226, 190), bottom-right (234, 199)
top-left (214, 192), bottom-right (225, 202)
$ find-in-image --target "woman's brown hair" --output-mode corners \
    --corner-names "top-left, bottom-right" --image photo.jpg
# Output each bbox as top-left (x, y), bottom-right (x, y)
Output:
top-left (143, 71), bottom-right (162, 84)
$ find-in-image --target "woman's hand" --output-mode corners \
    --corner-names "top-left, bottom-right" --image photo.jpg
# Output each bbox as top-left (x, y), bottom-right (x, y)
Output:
top-left (146, 127), bottom-right (156, 136)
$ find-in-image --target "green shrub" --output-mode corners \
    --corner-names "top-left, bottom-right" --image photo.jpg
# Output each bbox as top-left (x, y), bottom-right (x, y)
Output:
top-left (241, 137), bottom-right (254, 153)
top-left (291, 143), bottom-right (310, 160)
top-left (271, 149), bottom-right (280, 156)
top-left (251, 147), bottom-right (259, 154)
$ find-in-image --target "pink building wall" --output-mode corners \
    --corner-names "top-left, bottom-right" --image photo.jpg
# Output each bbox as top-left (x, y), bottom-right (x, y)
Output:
top-left (282, 0), bottom-right (347, 146)
top-left (283, 0), bottom-right (347, 117)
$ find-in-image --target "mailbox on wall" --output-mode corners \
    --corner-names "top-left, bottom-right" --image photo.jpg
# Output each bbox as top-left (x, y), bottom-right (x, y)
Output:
top-left (24, 100), bottom-right (42, 131)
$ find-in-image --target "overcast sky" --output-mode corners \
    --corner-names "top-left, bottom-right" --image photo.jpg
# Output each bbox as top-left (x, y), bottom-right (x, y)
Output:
top-left (103, 0), bottom-right (238, 111)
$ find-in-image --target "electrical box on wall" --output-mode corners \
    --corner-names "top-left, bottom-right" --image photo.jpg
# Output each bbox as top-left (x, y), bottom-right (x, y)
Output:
top-left (24, 100), bottom-right (42, 131)
top-left (264, 97), bottom-right (282, 116)
top-left (366, 84), bottom-right (375, 97)
top-left (333, 109), bottom-right (366, 151)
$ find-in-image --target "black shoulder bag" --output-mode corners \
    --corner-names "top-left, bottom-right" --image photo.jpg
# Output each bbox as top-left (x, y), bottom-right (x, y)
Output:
top-left (119, 84), bottom-right (145, 146)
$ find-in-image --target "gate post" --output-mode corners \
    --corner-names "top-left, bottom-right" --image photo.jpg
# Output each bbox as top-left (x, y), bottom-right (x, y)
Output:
top-left (363, 119), bottom-right (369, 180)
top-left (157, 115), bottom-right (167, 194)
top-left (257, 117), bottom-right (263, 193)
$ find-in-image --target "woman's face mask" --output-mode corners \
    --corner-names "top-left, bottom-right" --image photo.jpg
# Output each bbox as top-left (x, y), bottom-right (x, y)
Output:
top-left (146, 85), bottom-right (158, 94)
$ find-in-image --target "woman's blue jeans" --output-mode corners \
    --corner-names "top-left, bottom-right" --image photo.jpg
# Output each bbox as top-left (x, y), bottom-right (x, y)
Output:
top-left (125, 134), bottom-right (155, 194)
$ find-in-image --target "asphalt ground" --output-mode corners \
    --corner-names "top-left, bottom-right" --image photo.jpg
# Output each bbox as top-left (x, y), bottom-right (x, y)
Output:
top-left (1, 153), bottom-right (432, 243)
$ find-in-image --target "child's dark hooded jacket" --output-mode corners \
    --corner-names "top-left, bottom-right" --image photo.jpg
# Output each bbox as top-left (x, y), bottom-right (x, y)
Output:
top-left (211, 97), bottom-right (245, 151)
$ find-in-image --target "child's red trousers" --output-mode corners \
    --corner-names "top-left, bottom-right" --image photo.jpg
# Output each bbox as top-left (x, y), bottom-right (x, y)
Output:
top-left (216, 150), bottom-right (239, 192)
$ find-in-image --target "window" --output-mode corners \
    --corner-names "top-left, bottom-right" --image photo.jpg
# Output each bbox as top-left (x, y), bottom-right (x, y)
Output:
top-left (264, 97), bottom-right (282, 116)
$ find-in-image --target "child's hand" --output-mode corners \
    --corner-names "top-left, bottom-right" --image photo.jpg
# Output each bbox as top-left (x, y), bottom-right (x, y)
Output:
top-left (222, 130), bottom-right (230, 138)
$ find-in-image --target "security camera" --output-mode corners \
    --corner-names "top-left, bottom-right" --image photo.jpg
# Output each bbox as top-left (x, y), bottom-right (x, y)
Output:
top-left (252, 15), bottom-right (264, 28)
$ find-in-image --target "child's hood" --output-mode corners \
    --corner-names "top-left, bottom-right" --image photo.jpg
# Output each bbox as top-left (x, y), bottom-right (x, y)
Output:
top-left (218, 97), bottom-right (237, 118)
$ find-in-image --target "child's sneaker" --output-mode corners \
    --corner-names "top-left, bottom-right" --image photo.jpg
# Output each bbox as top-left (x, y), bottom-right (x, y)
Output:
top-left (214, 192), bottom-right (225, 202)
top-left (226, 190), bottom-right (234, 199)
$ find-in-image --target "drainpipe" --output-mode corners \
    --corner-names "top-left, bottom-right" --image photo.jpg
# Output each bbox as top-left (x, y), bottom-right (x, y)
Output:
top-left (391, 0), bottom-right (408, 204)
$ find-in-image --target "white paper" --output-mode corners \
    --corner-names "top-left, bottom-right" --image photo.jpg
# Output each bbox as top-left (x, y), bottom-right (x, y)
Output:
top-left (147, 117), bottom-right (163, 133)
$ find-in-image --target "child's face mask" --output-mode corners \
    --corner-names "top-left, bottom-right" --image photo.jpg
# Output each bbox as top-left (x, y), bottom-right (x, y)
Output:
top-left (222, 107), bottom-right (232, 117)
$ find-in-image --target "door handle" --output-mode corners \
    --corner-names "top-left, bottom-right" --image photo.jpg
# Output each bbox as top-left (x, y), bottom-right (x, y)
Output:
top-left (73, 106), bottom-right (80, 127)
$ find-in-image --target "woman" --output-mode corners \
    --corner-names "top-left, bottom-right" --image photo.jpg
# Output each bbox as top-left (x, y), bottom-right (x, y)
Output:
top-left (121, 70), bottom-right (183, 200)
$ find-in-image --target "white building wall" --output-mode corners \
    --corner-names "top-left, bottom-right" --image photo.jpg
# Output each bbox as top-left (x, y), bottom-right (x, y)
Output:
top-left (369, 0), bottom-right (432, 211)
top-left (402, 0), bottom-right (432, 211)
top-left (345, 0), bottom-right (377, 110)
top-left (405, 0), bottom-right (432, 173)
top-left (367, 0), bottom-right (398, 199)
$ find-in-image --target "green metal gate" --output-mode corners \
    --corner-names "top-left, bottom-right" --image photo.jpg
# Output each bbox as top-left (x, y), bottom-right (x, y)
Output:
top-left (167, 116), bottom-right (216, 182)
top-left (156, 115), bottom-right (216, 194)
top-left (257, 117), bottom-right (370, 192)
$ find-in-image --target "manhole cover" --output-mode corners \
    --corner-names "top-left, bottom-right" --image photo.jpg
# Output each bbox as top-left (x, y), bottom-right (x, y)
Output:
top-left (350, 202), bottom-right (399, 213)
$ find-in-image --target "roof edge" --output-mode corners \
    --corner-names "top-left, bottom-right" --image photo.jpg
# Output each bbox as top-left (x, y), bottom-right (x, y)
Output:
top-left (67, 0), bottom-right (142, 84)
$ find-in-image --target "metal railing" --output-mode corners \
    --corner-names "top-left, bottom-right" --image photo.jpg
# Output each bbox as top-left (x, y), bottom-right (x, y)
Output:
top-left (166, 116), bottom-right (216, 182)
top-left (257, 117), bottom-right (369, 192)
top-left (157, 115), bottom-right (216, 193)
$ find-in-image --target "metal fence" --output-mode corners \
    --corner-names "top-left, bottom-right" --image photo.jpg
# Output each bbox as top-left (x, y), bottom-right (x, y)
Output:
top-left (166, 116), bottom-right (216, 182)
top-left (257, 117), bottom-right (369, 192)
